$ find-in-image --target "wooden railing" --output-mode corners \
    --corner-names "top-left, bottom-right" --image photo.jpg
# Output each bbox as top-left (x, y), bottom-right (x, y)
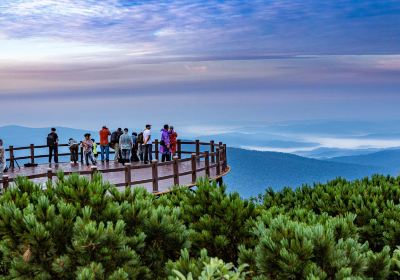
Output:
top-left (0, 140), bottom-right (229, 194)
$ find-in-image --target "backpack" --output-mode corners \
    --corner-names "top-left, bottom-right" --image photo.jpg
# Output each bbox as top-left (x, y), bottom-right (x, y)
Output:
top-left (110, 131), bottom-right (119, 143)
top-left (47, 134), bottom-right (55, 147)
top-left (137, 132), bottom-right (144, 144)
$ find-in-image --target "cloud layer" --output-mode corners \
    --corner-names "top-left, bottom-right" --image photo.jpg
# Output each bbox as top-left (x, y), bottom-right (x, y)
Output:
top-left (0, 0), bottom-right (399, 128)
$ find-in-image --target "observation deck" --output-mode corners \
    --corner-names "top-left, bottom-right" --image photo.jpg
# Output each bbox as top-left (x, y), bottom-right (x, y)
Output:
top-left (0, 140), bottom-right (229, 194)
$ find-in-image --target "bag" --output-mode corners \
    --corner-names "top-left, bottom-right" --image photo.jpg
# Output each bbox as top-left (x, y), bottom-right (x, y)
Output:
top-left (160, 140), bottom-right (165, 146)
top-left (137, 132), bottom-right (144, 144)
top-left (24, 163), bottom-right (38, 167)
top-left (110, 131), bottom-right (119, 143)
top-left (47, 134), bottom-right (55, 147)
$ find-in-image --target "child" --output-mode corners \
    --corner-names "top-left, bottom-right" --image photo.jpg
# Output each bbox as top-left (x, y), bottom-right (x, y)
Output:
top-left (82, 134), bottom-right (96, 166)
top-left (91, 139), bottom-right (98, 159)
top-left (68, 138), bottom-right (79, 164)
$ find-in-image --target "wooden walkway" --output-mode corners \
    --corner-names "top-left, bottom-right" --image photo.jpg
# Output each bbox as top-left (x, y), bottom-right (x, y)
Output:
top-left (0, 140), bottom-right (229, 195)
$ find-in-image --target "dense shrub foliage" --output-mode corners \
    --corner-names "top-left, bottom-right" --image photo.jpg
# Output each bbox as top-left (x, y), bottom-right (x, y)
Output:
top-left (1, 174), bottom-right (400, 279)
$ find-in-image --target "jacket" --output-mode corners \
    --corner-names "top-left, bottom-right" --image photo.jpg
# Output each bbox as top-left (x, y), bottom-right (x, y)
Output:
top-left (160, 128), bottom-right (170, 154)
top-left (119, 133), bottom-right (133, 150)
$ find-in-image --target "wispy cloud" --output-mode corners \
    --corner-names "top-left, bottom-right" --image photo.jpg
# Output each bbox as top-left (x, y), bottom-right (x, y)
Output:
top-left (0, 1), bottom-right (400, 126)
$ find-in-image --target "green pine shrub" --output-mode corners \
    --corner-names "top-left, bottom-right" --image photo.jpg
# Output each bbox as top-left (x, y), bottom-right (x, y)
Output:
top-left (1, 173), bottom-right (400, 279)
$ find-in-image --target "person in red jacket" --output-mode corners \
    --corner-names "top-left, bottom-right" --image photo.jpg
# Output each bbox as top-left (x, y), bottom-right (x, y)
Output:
top-left (169, 126), bottom-right (178, 155)
top-left (99, 126), bottom-right (111, 162)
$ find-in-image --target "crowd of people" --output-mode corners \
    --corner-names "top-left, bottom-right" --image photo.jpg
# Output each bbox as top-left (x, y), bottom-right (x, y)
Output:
top-left (46, 124), bottom-right (178, 166)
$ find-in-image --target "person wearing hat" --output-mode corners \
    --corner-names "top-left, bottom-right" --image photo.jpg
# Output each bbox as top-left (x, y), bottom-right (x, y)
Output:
top-left (119, 128), bottom-right (133, 164)
top-left (143, 124), bottom-right (152, 164)
top-left (81, 133), bottom-right (96, 166)
top-left (99, 125), bottom-right (111, 162)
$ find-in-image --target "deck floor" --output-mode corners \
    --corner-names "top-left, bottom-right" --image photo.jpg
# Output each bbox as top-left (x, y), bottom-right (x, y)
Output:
top-left (3, 160), bottom-right (227, 194)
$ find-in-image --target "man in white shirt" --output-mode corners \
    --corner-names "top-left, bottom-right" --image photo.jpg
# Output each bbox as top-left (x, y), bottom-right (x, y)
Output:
top-left (143, 124), bottom-right (152, 164)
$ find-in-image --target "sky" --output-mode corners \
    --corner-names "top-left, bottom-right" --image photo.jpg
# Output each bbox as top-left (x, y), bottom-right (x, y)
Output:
top-left (0, 0), bottom-right (400, 131)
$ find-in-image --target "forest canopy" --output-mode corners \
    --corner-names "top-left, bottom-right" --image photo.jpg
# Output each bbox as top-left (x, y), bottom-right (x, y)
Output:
top-left (1, 173), bottom-right (400, 279)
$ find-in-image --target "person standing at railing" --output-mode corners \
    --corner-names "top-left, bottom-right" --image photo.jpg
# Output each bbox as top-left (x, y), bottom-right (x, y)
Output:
top-left (130, 132), bottom-right (140, 162)
top-left (47, 128), bottom-right (59, 164)
top-left (68, 138), bottom-right (79, 164)
top-left (92, 139), bottom-right (98, 160)
top-left (110, 128), bottom-right (123, 163)
top-left (82, 133), bottom-right (96, 166)
top-left (169, 126), bottom-right (178, 156)
top-left (119, 128), bottom-right (132, 164)
top-left (0, 139), bottom-right (4, 185)
top-left (143, 124), bottom-right (152, 164)
top-left (137, 131), bottom-right (144, 163)
top-left (160, 124), bottom-right (171, 162)
top-left (99, 126), bottom-right (111, 162)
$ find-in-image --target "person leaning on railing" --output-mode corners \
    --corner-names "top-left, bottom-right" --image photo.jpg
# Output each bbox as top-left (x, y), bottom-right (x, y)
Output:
top-left (68, 138), bottom-right (79, 165)
top-left (47, 127), bottom-right (59, 164)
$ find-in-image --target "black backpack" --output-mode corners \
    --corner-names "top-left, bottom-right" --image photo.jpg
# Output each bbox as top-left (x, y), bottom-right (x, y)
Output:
top-left (47, 134), bottom-right (55, 147)
top-left (137, 132), bottom-right (144, 144)
top-left (111, 131), bottom-right (119, 143)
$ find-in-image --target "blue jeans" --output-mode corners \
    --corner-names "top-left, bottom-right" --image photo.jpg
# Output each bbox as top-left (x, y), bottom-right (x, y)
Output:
top-left (100, 145), bottom-right (109, 161)
top-left (85, 151), bottom-right (96, 166)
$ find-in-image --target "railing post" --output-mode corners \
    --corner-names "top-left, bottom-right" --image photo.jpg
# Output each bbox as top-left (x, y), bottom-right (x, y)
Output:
top-left (177, 140), bottom-right (182, 159)
top-left (47, 168), bottom-right (53, 181)
top-left (216, 148), bottom-right (221, 176)
top-left (173, 156), bottom-right (179, 186)
top-left (9, 146), bottom-right (14, 170)
top-left (55, 143), bottom-right (59, 163)
top-left (195, 140), bottom-right (200, 156)
top-left (91, 166), bottom-right (98, 180)
top-left (2, 175), bottom-right (9, 190)
top-left (191, 153), bottom-right (197, 184)
top-left (80, 146), bottom-right (84, 163)
top-left (151, 160), bottom-right (159, 193)
top-left (210, 140), bottom-right (215, 163)
top-left (30, 144), bottom-right (35, 164)
top-left (223, 144), bottom-right (227, 171)
top-left (124, 163), bottom-right (131, 186)
top-left (205, 151), bottom-right (210, 177)
top-left (155, 139), bottom-right (159, 161)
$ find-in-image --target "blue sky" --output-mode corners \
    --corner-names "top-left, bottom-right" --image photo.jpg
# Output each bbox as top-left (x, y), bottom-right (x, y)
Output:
top-left (0, 0), bottom-right (399, 131)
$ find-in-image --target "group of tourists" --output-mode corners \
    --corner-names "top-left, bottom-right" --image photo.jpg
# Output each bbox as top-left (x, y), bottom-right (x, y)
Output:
top-left (46, 124), bottom-right (178, 166)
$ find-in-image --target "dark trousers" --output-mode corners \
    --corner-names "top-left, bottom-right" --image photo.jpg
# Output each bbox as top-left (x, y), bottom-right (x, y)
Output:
top-left (144, 144), bottom-right (153, 163)
top-left (49, 145), bottom-right (58, 163)
top-left (69, 145), bottom-right (79, 163)
top-left (161, 152), bottom-right (171, 162)
top-left (139, 144), bottom-right (144, 162)
top-left (131, 145), bottom-right (140, 162)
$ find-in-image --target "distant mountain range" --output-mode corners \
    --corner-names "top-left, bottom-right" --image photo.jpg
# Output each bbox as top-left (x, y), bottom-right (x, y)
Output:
top-left (328, 149), bottom-right (400, 174)
top-left (223, 148), bottom-right (391, 198)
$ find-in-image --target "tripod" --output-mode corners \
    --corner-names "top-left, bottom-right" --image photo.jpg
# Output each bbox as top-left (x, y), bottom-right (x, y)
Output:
top-left (13, 157), bottom-right (21, 170)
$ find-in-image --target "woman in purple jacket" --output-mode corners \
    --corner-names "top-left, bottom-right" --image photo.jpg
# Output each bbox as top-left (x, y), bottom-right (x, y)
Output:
top-left (160, 124), bottom-right (171, 162)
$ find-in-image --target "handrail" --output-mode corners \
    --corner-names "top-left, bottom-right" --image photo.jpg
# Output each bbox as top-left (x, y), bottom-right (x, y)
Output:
top-left (5, 140), bottom-right (223, 163)
top-left (1, 140), bottom-right (229, 194)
